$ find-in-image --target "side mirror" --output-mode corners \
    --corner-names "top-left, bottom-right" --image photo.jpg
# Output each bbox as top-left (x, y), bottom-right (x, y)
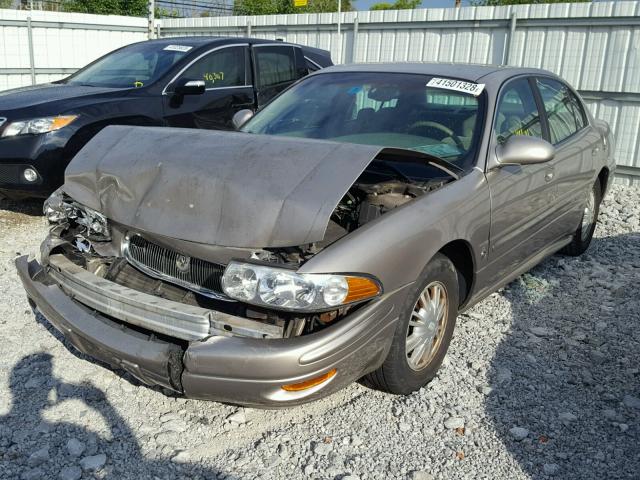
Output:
top-left (495, 135), bottom-right (555, 166)
top-left (173, 78), bottom-right (205, 96)
top-left (232, 109), bottom-right (254, 130)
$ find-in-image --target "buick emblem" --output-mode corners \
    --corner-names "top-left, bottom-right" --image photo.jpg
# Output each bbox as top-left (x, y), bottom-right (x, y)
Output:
top-left (175, 254), bottom-right (191, 273)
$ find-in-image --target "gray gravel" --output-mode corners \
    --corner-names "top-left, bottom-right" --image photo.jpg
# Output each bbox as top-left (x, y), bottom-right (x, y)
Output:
top-left (0, 184), bottom-right (638, 480)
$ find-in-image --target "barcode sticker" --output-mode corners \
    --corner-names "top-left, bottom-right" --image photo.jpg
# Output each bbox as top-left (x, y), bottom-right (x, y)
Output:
top-left (164, 45), bottom-right (193, 52)
top-left (427, 77), bottom-right (485, 96)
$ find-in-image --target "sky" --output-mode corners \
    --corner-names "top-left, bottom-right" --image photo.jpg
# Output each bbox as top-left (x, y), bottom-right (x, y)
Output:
top-left (353, 0), bottom-right (470, 9)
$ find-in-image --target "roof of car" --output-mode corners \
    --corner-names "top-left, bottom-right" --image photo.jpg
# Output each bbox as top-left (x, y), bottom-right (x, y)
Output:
top-left (318, 62), bottom-right (555, 83)
top-left (142, 36), bottom-right (306, 48)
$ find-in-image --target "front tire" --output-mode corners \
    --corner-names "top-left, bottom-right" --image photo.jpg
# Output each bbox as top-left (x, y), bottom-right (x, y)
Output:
top-left (364, 253), bottom-right (459, 395)
top-left (562, 180), bottom-right (601, 256)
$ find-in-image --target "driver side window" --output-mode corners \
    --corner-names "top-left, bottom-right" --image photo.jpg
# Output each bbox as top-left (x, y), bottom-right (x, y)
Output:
top-left (179, 47), bottom-right (247, 89)
top-left (494, 78), bottom-right (543, 144)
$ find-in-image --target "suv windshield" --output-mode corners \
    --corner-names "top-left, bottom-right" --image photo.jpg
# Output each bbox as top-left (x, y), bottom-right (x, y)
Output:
top-left (65, 42), bottom-right (192, 88)
top-left (242, 72), bottom-right (485, 169)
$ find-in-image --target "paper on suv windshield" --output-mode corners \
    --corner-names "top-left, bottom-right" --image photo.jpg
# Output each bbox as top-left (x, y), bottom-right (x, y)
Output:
top-left (427, 77), bottom-right (485, 96)
top-left (164, 45), bottom-right (193, 52)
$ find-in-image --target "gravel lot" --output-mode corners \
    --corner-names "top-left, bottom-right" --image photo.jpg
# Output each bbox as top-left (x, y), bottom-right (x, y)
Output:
top-left (0, 184), bottom-right (638, 480)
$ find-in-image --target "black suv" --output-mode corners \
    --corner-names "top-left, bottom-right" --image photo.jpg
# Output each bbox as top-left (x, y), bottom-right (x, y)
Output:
top-left (0, 37), bottom-right (332, 199)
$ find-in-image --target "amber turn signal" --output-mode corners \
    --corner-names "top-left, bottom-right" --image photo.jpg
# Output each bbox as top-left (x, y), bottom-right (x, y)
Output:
top-left (281, 369), bottom-right (337, 392)
top-left (50, 115), bottom-right (78, 131)
top-left (344, 276), bottom-right (381, 304)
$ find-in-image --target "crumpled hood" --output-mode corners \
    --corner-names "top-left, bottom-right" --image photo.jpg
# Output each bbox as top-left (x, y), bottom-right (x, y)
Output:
top-left (63, 126), bottom-right (383, 248)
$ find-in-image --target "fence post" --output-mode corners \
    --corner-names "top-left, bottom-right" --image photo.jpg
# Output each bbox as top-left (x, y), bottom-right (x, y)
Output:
top-left (156, 23), bottom-right (161, 38)
top-left (26, 17), bottom-right (36, 86)
top-left (147, 0), bottom-right (155, 39)
top-left (351, 16), bottom-right (359, 64)
top-left (504, 12), bottom-right (517, 65)
top-left (247, 20), bottom-right (252, 37)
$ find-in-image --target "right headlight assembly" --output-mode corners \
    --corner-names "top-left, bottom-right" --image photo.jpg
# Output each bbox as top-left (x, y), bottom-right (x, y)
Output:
top-left (43, 190), bottom-right (111, 241)
top-left (221, 261), bottom-right (382, 312)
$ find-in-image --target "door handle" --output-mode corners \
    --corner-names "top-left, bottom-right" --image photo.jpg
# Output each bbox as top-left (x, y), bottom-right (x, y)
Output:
top-left (545, 171), bottom-right (554, 182)
top-left (592, 147), bottom-right (600, 156)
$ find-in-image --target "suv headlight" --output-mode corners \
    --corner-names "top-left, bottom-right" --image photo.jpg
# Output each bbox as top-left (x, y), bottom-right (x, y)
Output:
top-left (222, 261), bottom-right (382, 312)
top-left (2, 115), bottom-right (78, 137)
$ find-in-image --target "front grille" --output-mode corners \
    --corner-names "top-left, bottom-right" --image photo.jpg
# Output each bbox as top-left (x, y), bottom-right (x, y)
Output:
top-left (123, 234), bottom-right (229, 300)
top-left (0, 164), bottom-right (21, 184)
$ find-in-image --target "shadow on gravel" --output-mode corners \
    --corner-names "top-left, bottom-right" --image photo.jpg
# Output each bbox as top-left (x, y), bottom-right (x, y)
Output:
top-left (485, 232), bottom-right (640, 479)
top-left (0, 194), bottom-right (43, 217)
top-left (0, 352), bottom-right (232, 479)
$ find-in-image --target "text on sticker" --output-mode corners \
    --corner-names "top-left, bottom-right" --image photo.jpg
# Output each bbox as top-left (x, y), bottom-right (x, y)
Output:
top-left (204, 72), bottom-right (224, 84)
top-left (164, 45), bottom-right (193, 52)
top-left (427, 78), bottom-right (485, 96)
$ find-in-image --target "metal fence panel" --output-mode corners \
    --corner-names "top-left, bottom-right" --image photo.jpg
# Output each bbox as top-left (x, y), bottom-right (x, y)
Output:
top-left (0, 9), bottom-right (147, 91)
top-left (0, 2), bottom-right (639, 182)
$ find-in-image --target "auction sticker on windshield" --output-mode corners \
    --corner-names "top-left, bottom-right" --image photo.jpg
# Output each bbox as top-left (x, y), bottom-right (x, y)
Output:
top-left (427, 78), bottom-right (485, 96)
top-left (164, 45), bottom-right (193, 52)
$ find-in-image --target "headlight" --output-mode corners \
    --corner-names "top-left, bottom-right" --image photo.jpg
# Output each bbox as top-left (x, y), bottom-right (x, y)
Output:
top-left (43, 189), bottom-right (68, 223)
top-left (222, 261), bottom-right (382, 312)
top-left (43, 190), bottom-right (110, 241)
top-left (2, 115), bottom-right (78, 137)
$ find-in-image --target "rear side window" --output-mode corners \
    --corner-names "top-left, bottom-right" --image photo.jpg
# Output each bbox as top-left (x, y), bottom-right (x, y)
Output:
top-left (179, 46), bottom-right (247, 89)
top-left (255, 46), bottom-right (297, 89)
top-left (536, 78), bottom-right (587, 145)
top-left (494, 77), bottom-right (544, 143)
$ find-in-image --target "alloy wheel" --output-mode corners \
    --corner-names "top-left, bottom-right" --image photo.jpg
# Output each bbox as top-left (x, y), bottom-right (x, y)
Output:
top-left (405, 281), bottom-right (449, 371)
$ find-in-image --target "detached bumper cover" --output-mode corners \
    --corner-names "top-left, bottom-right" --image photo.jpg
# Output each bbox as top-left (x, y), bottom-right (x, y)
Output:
top-left (16, 255), bottom-right (404, 407)
top-left (16, 255), bottom-right (183, 390)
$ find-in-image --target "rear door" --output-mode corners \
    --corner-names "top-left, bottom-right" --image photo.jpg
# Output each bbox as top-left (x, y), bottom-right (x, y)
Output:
top-left (252, 45), bottom-right (308, 106)
top-left (482, 76), bottom-right (556, 286)
top-left (533, 76), bottom-right (600, 239)
top-left (162, 44), bottom-right (256, 130)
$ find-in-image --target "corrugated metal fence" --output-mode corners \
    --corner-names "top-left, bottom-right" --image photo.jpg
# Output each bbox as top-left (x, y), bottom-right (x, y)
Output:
top-left (0, 9), bottom-right (147, 89)
top-left (1, 2), bottom-right (639, 182)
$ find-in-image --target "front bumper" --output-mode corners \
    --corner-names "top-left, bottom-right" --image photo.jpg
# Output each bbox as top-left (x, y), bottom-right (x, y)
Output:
top-left (0, 131), bottom-right (73, 198)
top-left (16, 255), bottom-right (404, 407)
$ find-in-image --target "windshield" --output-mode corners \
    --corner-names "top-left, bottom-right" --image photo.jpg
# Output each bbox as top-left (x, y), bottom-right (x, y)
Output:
top-left (242, 72), bottom-right (485, 169)
top-left (65, 42), bottom-right (192, 88)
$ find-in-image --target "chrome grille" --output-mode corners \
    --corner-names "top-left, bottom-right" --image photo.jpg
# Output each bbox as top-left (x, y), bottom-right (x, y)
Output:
top-left (123, 234), bottom-right (230, 301)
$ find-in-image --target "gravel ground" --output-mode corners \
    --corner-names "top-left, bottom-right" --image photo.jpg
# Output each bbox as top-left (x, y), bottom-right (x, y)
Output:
top-left (0, 184), bottom-right (638, 480)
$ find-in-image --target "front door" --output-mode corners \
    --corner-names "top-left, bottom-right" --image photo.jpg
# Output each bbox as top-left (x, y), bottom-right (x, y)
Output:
top-left (162, 45), bottom-right (255, 131)
top-left (481, 76), bottom-right (557, 289)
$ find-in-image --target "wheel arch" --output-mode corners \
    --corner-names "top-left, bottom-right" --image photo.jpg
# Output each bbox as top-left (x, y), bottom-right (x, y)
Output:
top-left (437, 239), bottom-right (476, 309)
top-left (597, 166), bottom-right (609, 201)
top-left (66, 115), bottom-right (161, 156)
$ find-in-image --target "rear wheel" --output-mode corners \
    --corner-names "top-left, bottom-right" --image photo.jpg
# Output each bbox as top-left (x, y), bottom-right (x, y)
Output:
top-left (562, 180), bottom-right (601, 256)
top-left (364, 253), bottom-right (458, 395)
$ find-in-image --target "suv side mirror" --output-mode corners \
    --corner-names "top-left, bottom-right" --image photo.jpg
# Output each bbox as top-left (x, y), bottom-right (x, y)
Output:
top-left (174, 79), bottom-right (205, 96)
top-left (232, 109), bottom-right (254, 130)
top-left (495, 135), bottom-right (555, 166)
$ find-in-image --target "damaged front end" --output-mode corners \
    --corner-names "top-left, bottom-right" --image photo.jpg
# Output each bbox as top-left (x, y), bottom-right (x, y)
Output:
top-left (19, 126), bottom-right (456, 405)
